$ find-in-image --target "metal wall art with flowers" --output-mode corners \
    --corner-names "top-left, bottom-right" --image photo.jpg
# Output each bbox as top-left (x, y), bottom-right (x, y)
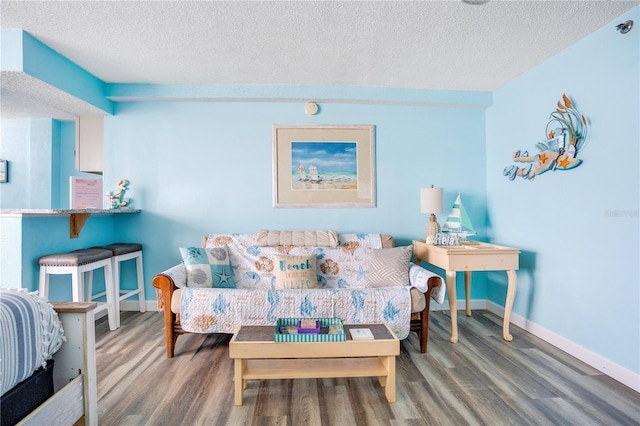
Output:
top-left (504, 94), bottom-right (589, 181)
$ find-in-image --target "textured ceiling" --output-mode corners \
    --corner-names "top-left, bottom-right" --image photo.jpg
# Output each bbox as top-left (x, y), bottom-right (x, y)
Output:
top-left (1, 0), bottom-right (638, 119)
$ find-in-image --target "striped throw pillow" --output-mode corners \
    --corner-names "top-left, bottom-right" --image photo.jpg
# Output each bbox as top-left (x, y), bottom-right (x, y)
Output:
top-left (367, 246), bottom-right (412, 287)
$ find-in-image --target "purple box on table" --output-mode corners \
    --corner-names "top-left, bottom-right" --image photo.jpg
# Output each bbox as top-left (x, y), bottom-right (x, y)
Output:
top-left (297, 319), bottom-right (320, 334)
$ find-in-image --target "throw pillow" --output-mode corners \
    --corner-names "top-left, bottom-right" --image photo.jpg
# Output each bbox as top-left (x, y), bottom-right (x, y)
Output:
top-left (180, 246), bottom-right (235, 288)
top-left (256, 230), bottom-right (339, 247)
top-left (273, 255), bottom-right (319, 289)
top-left (368, 245), bottom-right (412, 288)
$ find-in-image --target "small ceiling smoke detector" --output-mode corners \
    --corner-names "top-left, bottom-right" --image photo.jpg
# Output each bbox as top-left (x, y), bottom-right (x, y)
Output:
top-left (616, 20), bottom-right (633, 34)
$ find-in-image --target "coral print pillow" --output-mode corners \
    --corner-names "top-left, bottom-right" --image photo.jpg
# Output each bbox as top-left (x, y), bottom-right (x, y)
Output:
top-left (180, 246), bottom-right (235, 288)
top-left (273, 255), bottom-right (319, 289)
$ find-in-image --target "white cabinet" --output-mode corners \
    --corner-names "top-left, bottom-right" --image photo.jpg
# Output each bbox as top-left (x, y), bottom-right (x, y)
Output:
top-left (75, 116), bottom-right (104, 174)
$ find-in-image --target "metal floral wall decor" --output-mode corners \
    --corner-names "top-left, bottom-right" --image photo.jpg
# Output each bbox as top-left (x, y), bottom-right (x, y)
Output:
top-left (504, 94), bottom-right (588, 181)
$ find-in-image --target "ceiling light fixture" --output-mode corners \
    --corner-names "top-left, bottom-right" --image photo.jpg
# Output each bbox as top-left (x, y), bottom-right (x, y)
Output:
top-left (616, 20), bottom-right (634, 34)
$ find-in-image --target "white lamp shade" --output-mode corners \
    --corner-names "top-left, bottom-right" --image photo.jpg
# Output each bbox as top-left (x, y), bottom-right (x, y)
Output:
top-left (420, 187), bottom-right (443, 214)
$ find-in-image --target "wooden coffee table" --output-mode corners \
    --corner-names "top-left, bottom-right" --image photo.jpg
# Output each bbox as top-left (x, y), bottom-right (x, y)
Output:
top-left (229, 323), bottom-right (400, 405)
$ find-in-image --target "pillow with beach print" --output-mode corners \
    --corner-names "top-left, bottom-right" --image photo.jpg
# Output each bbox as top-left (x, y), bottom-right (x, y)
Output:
top-left (273, 255), bottom-right (319, 289)
top-left (180, 246), bottom-right (235, 288)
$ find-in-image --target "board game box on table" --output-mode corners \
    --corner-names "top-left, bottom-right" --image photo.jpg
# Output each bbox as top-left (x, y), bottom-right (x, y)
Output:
top-left (274, 318), bottom-right (347, 342)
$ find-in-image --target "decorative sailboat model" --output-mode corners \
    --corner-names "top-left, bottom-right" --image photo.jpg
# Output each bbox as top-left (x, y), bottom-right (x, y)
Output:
top-left (441, 193), bottom-right (476, 241)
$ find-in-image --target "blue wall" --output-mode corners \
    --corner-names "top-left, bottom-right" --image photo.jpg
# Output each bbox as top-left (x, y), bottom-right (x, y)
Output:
top-left (0, 119), bottom-right (56, 208)
top-left (1, 7), bottom-right (638, 382)
top-left (486, 7), bottom-right (639, 374)
top-left (0, 119), bottom-right (99, 208)
top-left (104, 100), bottom-right (488, 301)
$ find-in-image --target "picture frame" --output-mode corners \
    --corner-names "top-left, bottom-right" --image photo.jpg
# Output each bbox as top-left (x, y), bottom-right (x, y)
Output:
top-left (273, 125), bottom-right (375, 208)
top-left (0, 159), bottom-right (7, 183)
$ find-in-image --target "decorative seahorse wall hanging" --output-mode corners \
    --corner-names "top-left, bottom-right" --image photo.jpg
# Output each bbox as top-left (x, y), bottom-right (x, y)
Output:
top-left (504, 94), bottom-right (588, 181)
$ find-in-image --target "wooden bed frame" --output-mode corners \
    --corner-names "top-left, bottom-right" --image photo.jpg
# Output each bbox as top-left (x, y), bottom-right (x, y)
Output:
top-left (18, 302), bottom-right (97, 426)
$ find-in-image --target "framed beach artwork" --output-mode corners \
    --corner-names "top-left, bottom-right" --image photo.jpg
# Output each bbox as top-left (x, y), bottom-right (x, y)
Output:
top-left (272, 125), bottom-right (375, 208)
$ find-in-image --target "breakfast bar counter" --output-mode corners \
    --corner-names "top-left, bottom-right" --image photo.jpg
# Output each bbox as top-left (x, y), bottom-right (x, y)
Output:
top-left (1, 208), bottom-right (141, 238)
top-left (0, 208), bottom-right (141, 217)
top-left (0, 208), bottom-right (142, 292)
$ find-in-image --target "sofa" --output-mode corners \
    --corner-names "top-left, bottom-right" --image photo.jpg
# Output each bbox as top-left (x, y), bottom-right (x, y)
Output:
top-left (152, 231), bottom-right (444, 358)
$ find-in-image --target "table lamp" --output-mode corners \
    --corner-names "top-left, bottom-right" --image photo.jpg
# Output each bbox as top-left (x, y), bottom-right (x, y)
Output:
top-left (420, 185), bottom-right (443, 243)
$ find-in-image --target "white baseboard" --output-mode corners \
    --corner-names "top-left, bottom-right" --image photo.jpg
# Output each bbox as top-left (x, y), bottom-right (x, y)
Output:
top-left (120, 300), bottom-right (159, 312)
top-left (485, 300), bottom-right (640, 393)
top-left (431, 299), bottom-right (487, 311)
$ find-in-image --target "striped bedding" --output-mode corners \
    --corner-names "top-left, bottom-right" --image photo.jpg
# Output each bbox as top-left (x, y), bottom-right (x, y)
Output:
top-left (0, 289), bottom-right (65, 396)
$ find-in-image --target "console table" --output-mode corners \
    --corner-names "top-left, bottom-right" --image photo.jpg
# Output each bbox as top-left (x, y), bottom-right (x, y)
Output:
top-left (413, 240), bottom-right (520, 344)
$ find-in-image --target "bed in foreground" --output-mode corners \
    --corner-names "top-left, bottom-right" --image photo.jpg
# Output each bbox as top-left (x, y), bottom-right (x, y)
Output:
top-left (0, 289), bottom-right (97, 425)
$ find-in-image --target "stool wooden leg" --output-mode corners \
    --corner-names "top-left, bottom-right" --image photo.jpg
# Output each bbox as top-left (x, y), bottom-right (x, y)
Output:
top-left (83, 270), bottom-right (92, 303)
top-left (112, 258), bottom-right (121, 328)
top-left (135, 253), bottom-right (146, 313)
top-left (112, 257), bottom-right (120, 298)
top-left (104, 263), bottom-right (117, 331)
top-left (39, 267), bottom-right (49, 299)
top-left (72, 270), bottom-right (83, 302)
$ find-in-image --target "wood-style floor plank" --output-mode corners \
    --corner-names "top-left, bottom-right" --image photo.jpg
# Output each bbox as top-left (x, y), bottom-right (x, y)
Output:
top-left (95, 310), bottom-right (640, 425)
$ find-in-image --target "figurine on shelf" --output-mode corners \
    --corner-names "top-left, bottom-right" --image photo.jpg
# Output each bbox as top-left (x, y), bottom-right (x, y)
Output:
top-left (106, 179), bottom-right (130, 209)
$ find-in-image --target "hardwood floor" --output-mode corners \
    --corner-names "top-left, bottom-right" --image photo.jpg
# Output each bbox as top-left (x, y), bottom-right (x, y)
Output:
top-left (95, 310), bottom-right (640, 425)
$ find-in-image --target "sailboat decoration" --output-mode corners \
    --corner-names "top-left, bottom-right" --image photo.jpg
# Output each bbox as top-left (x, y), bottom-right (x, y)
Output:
top-left (441, 193), bottom-right (476, 239)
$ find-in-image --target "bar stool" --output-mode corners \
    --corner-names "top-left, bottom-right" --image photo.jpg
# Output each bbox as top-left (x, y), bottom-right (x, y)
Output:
top-left (38, 248), bottom-right (118, 331)
top-left (100, 243), bottom-right (145, 328)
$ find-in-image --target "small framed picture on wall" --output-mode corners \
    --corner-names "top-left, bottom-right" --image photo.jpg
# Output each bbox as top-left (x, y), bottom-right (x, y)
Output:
top-left (0, 159), bottom-right (7, 183)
